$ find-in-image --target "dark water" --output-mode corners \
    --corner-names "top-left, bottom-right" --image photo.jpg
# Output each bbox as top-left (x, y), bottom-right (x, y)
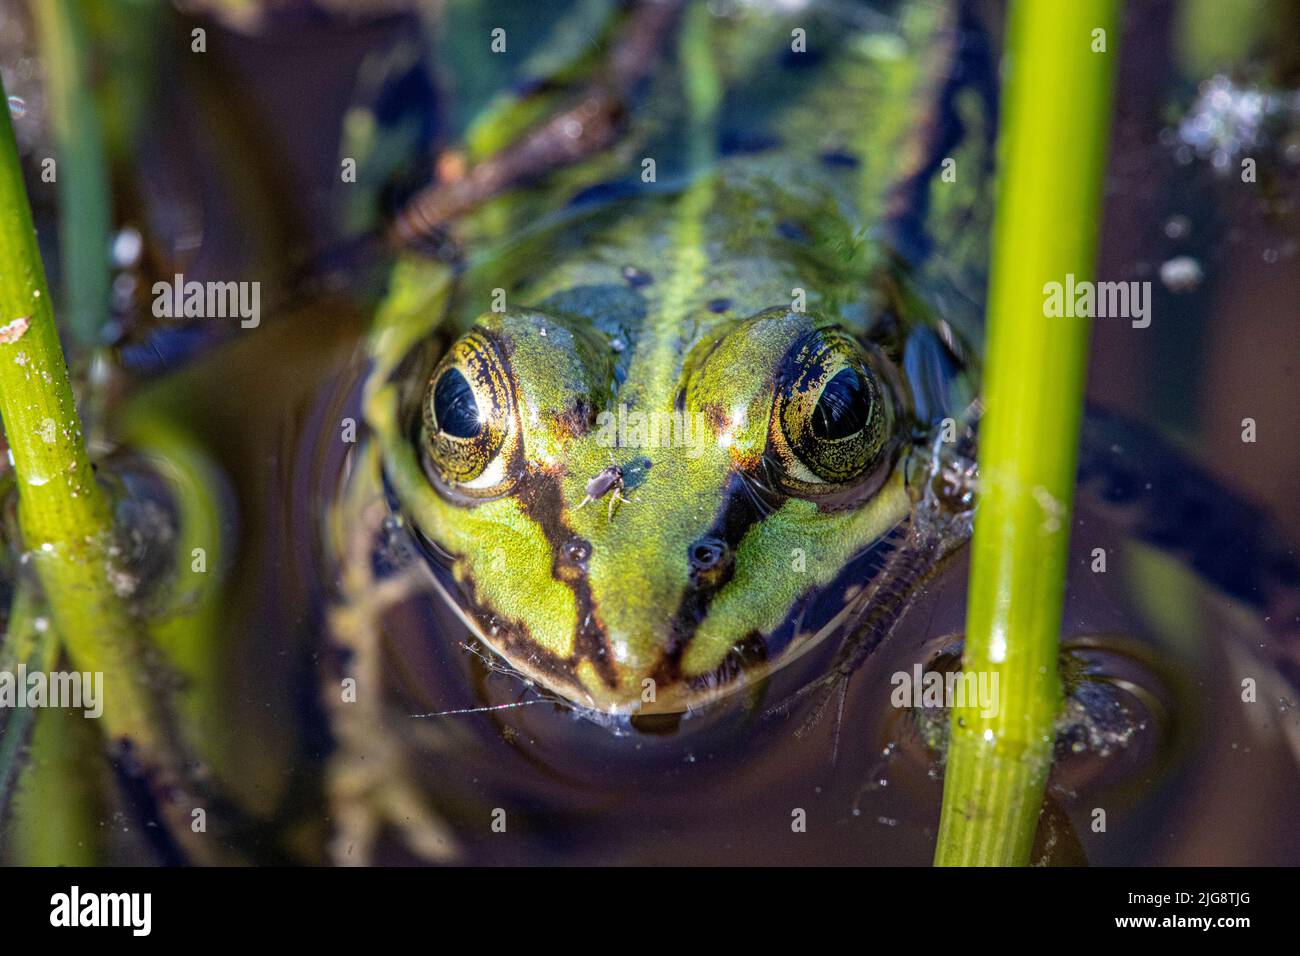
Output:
top-left (2, 0), bottom-right (1299, 865)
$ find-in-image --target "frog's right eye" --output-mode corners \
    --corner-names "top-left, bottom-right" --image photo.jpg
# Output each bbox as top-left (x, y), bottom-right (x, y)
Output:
top-left (421, 330), bottom-right (521, 495)
top-left (766, 326), bottom-right (896, 494)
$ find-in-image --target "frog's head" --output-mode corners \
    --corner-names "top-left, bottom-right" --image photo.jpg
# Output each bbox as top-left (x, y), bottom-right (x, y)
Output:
top-left (404, 306), bottom-right (916, 714)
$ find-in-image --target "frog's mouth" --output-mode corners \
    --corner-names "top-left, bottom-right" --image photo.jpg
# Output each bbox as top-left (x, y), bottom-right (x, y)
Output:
top-left (407, 458), bottom-right (926, 717)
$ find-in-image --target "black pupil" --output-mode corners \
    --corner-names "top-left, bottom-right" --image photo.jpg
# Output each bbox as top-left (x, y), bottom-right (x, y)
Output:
top-left (812, 367), bottom-right (870, 440)
top-left (433, 368), bottom-right (481, 438)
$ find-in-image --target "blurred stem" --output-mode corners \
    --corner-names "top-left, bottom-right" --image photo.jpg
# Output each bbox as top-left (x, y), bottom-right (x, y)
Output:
top-left (0, 581), bottom-right (58, 828)
top-left (7, 699), bottom-right (106, 866)
top-left (462, 0), bottom-right (620, 162)
top-left (121, 414), bottom-right (233, 779)
top-left (679, 0), bottom-right (721, 169)
top-left (934, 0), bottom-right (1120, 866)
top-left (0, 74), bottom-right (215, 861)
top-left (30, 0), bottom-right (112, 350)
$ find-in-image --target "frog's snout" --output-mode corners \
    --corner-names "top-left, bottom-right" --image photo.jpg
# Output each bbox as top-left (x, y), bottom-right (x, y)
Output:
top-left (687, 535), bottom-right (732, 585)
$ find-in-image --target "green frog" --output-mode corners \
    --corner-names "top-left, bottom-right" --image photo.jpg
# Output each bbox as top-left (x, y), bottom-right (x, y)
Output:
top-left (348, 0), bottom-right (988, 718)
top-left (314, 0), bottom-right (998, 861)
top-left (323, 0), bottom-right (1300, 864)
top-left (5, 0), bottom-right (1298, 869)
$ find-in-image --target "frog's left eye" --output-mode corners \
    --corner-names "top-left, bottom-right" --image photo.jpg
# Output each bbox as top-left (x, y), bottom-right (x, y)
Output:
top-left (421, 330), bottom-right (521, 495)
top-left (768, 327), bottom-right (895, 492)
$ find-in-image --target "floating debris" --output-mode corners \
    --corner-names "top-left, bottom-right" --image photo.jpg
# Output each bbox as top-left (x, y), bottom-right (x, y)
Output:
top-left (112, 227), bottom-right (143, 269)
top-left (1163, 214), bottom-right (1191, 240)
top-left (1159, 255), bottom-right (1204, 293)
top-left (1176, 75), bottom-right (1300, 172)
top-left (0, 315), bottom-right (30, 344)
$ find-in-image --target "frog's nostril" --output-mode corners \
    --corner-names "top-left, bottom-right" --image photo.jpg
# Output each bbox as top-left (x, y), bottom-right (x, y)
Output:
top-left (561, 537), bottom-right (592, 566)
top-left (689, 538), bottom-right (727, 571)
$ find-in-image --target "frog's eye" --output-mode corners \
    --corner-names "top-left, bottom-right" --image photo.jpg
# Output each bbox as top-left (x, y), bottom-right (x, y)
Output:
top-left (768, 328), bottom-right (895, 491)
top-left (421, 330), bottom-right (521, 495)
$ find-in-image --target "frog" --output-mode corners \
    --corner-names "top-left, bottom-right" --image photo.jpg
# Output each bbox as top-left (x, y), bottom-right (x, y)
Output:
top-left (317, 0), bottom-right (994, 861)
top-left (324, 0), bottom-right (1300, 864)
top-left (352, 0), bottom-right (985, 711)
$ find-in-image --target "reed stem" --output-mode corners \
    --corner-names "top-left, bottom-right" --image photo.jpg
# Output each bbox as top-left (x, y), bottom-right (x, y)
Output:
top-left (934, 0), bottom-right (1121, 866)
top-left (0, 75), bottom-right (218, 862)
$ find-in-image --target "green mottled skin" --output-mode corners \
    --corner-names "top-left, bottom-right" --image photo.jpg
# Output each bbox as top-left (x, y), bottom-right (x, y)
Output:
top-left (365, 2), bottom-right (986, 713)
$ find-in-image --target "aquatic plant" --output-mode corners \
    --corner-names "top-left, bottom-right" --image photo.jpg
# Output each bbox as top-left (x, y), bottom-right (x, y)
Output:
top-left (934, 0), bottom-right (1121, 866)
top-left (0, 70), bottom-right (210, 861)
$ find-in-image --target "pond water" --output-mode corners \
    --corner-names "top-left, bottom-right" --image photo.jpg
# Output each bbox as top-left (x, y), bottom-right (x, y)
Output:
top-left (1, 0), bottom-right (1298, 865)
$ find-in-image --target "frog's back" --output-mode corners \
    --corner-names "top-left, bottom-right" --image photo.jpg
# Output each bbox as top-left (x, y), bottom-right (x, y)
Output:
top-left (439, 0), bottom-right (996, 359)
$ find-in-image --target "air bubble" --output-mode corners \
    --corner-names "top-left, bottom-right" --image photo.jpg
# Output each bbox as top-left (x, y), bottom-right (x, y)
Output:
top-left (1159, 256), bottom-right (1203, 292)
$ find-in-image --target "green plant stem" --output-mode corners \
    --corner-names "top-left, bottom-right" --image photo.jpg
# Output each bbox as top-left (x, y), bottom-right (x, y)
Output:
top-left (30, 0), bottom-right (111, 350)
top-left (7, 698), bottom-right (106, 866)
top-left (934, 0), bottom-right (1120, 866)
top-left (0, 71), bottom-right (154, 750)
top-left (0, 581), bottom-right (58, 827)
top-left (0, 74), bottom-right (217, 861)
top-left (678, 0), bottom-right (721, 170)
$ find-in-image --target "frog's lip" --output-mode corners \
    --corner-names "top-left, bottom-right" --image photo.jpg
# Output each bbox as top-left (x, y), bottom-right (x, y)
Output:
top-left (421, 529), bottom-right (931, 719)
top-left (425, 558), bottom-right (855, 716)
top-left (416, 456), bottom-right (925, 716)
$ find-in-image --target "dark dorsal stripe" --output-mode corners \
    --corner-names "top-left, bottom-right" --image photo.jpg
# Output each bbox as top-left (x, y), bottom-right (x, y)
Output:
top-left (653, 471), bottom-right (783, 684)
top-left (514, 470), bottom-right (622, 689)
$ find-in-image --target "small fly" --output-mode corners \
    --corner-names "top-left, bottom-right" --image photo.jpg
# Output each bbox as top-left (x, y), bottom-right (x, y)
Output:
top-left (575, 453), bottom-right (635, 520)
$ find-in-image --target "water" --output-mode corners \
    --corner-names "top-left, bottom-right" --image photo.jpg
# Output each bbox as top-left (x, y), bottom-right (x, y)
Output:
top-left (209, 282), bottom-right (1294, 866)
top-left (1, 0), bottom-right (1299, 866)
